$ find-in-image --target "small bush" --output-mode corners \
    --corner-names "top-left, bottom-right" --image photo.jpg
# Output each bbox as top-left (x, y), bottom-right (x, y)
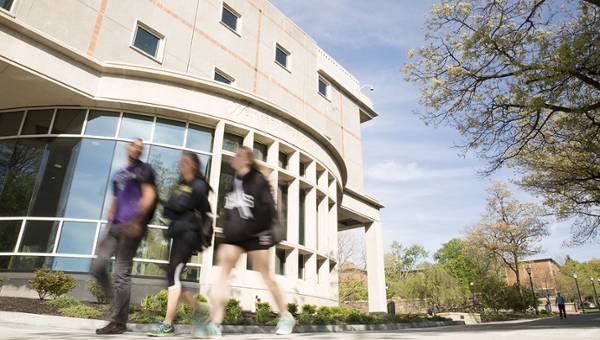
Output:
top-left (193, 293), bottom-right (208, 303)
top-left (141, 294), bottom-right (154, 310)
top-left (88, 278), bottom-right (113, 304)
top-left (287, 302), bottom-right (298, 315)
top-left (58, 304), bottom-right (102, 319)
top-left (43, 295), bottom-right (81, 308)
top-left (154, 290), bottom-right (169, 314)
top-left (28, 268), bottom-right (77, 300)
top-left (255, 301), bottom-right (271, 324)
top-left (223, 298), bottom-right (242, 325)
top-left (301, 304), bottom-right (317, 315)
top-left (540, 309), bottom-right (552, 315)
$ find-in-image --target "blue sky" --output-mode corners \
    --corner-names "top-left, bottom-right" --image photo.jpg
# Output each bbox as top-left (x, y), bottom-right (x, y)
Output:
top-left (270, 0), bottom-right (598, 263)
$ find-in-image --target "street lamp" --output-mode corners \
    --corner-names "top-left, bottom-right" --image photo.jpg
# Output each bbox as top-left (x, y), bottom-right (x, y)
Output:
top-left (591, 277), bottom-right (599, 308)
top-left (470, 282), bottom-right (474, 308)
top-left (526, 267), bottom-right (539, 315)
top-left (573, 273), bottom-right (585, 313)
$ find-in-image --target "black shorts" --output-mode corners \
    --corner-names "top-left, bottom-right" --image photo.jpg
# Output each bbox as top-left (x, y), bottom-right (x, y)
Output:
top-left (225, 236), bottom-right (273, 252)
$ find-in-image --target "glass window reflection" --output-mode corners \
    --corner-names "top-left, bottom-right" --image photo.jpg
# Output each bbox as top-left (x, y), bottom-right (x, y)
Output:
top-left (147, 146), bottom-right (182, 225)
top-left (19, 220), bottom-right (59, 253)
top-left (216, 161), bottom-right (234, 227)
top-left (0, 220), bottom-right (21, 252)
top-left (0, 139), bottom-right (17, 190)
top-left (21, 109), bottom-right (54, 135)
top-left (222, 133), bottom-right (243, 152)
top-left (0, 111), bottom-right (24, 136)
top-left (56, 222), bottom-right (96, 255)
top-left (52, 109), bottom-right (86, 134)
top-left (186, 124), bottom-right (214, 153)
top-left (85, 110), bottom-right (119, 137)
top-left (0, 138), bottom-right (46, 217)
top-left (153, 118), bottom-right (185, 146)
top-left (50, 257), bottom-right (92, 273)
top-left (63, 139), bottom-right (115, 219)
top-left (133, 261), bottom-right (168, 277)
top-left (136, 227), bottom-right (170, 261)
top-left (118, 113), bottom-right (153, 141)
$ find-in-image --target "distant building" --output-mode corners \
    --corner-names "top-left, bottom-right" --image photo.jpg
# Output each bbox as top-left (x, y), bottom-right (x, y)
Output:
top-left (0, 0), bottom-right (386, 312)
top-left (504, 258), bottom-right (560, 296)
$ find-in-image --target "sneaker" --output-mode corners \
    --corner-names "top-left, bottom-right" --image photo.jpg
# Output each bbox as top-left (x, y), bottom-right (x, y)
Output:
top-left (192, 321), bottom-right (222, 339)
top-left (147, 321), bottom-right (175, 337)
top-left (96, 321), bottom-right (127, 334)
top-left (275, 313), bottom-right (295, 335)
top-left (193, 302), bottom-right (211, 325)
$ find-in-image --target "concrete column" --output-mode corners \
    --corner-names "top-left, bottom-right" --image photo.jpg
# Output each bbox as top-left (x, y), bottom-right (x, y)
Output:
top-left (365, 221), bottom-right (386, 313)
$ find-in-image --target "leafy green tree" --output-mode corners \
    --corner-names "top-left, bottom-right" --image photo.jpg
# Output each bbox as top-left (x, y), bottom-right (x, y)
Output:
top-left (434, 238), bottom-right (479, 288)
top-left (402, 0), bottom-right (600, 245)
top-left (385, 242), bottom-right (429, 280)
top-left (465, 181), bottom-right (549, 310)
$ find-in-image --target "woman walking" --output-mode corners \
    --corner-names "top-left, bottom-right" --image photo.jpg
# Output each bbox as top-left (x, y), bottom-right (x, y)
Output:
top-left (147, 151), bottom-right (212, 337)
top-left (193, 146), bottom-right (295, 338)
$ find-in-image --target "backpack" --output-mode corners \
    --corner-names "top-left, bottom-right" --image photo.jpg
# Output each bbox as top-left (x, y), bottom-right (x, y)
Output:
top-left (194, 177), bottom-right (214, 250)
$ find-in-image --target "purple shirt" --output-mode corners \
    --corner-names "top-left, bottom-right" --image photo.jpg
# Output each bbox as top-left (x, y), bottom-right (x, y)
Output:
top-left (112, 161), bottom-right (156, 225)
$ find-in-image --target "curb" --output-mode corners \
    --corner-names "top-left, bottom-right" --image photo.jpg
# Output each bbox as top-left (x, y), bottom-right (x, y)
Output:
top-left (0, 311), bottom-right (465, 333)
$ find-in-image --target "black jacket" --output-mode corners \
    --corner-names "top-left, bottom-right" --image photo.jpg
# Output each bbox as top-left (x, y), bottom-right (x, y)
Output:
top-left (163, 174), bottom-right (210, 239)
top-left (223, 168), bottom-right (274, 242)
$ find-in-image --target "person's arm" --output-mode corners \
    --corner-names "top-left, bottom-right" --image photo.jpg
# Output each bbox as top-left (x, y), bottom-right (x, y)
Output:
top-left (165, 180), bottom-right (208, 213)
top-left (99, 196), bottom-right (117, 245)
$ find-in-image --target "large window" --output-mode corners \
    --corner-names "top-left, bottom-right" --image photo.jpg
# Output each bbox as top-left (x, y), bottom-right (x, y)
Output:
top-left (0, 108), bottom-right (216, 275)
top-left (222, 133), bottom-right (243, 152)
top-left (299, 189), bottom-right (306, 246)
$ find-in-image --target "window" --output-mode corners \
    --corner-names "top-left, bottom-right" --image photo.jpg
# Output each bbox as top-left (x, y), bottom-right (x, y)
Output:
top-left (221, 4), bottom-right (240, 33)
top-left (51, 109), bottom-right (86, 135)
top-left (278, 152), bottom-right (288, 169)
top-left (318, 77), bottom-right (330, 98)
top-left (132, 23), bottom-right (163, 60)
top-left (214, 69), bottom-right (234, 85)
top-left (299, 188), bottom-right (306, 246)
top-left (21, 109), bottom-right (54, 135)
top-left (275, 248), bottom-right (286, 275)
top-left (298, 254), bottom-right (305, 280)
top-left (299, 161), bottom-right (306, 177)
top-left (222, 133), bottom-right (243, 152)
top-left (253, 141), bottom-right (267, 162)
top-left (0, 111), bottom-right (24, 136)
top-left (0, 0), bottom-right (14, 11)
top-left (275, 44), bottom-right (290, 69)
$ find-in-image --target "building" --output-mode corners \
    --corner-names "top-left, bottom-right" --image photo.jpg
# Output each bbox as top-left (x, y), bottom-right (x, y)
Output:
top-left (0, 0), bottom-right (386, 312)
top-left (505, 258), bottom-right (560, 297)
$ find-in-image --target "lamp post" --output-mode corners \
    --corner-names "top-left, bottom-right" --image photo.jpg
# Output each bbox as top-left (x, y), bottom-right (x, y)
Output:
top-left (573, 273), bottom-right (584, 313)
top-left (591, 277), bottom-right (599, 308)
top-left (526, 267), bottom-right (539, 315)
top-left (470, 282), bottom-right (474, 308)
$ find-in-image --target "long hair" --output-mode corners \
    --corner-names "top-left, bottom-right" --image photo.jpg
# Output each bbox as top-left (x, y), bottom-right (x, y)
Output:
top-left (182, 150), bottom-right (202, 176)
top-left (237, 146), bottom-right (259, 171)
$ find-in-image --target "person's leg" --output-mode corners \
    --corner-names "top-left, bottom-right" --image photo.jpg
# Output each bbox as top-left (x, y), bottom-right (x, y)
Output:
top-left (91, 228), bottom-right (119, 304)
top-left (209, 244), bottom-right (244, 324)
top-left (247, 249), bottom-right (287, 315)
top-left (111, 229), bottom-right (143, 325)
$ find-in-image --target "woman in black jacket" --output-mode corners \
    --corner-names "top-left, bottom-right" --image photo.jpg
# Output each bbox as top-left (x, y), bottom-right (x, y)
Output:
top-left (193, 146), bottom-right (295, 338)
top-left (148, 151), bottom-right (211, 337)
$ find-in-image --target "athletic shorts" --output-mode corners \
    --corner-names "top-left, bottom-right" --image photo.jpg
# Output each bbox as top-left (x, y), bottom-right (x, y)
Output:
top-left (225, 236), bottom-right (272, 252)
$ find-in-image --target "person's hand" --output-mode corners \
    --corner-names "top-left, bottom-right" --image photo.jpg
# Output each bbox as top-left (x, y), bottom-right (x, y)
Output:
top-left (98, 224), bottom-right (111, 246)
top-left (121, 221), bottom-right (142, 238)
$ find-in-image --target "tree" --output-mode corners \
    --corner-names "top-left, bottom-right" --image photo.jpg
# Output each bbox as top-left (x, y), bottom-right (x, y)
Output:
top-left (402, 0), bottom-right (600, 245)
top-left (385, 242), bottom-right (429, 280)
top-left (464, 180), bottom-right (549, 310)
top-left (434, 238), bottom-right (479, 287)
top-left (337, 231), bottom-right (368, 303)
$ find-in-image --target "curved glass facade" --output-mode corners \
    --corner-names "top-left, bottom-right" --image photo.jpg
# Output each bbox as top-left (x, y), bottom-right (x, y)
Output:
top-left (0, 108), bottom-right (213, 280)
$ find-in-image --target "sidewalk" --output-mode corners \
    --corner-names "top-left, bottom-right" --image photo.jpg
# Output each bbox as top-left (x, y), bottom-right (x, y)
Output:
top-left (0, 310), bottom-right (464, 335)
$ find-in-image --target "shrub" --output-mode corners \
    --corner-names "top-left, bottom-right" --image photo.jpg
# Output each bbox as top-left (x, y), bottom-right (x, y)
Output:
top-left (58, 304), bottom-right (102, 319)
top-left (193, 293), bottom-right (208, 303)
top-left (154, 290), bottom-right (169, 314)
top-left (255, 301), bottom-right (271, 324)
top-left (43, 295), bottom-right (81, 308)
top-left (222, 298), bottom-right (242, 325)
top-left (287, 302), bottom-right (298, 315)
top-left (88, 278), bottom-right (113, 304)
top-left (301, 304), bottom-right (317, 315)
top-left (28, 268), bottom-right (77, 300)
top-left (141, 294), bottom-right (154, 310)
top-left (540, 309), bottom-right (552, 315)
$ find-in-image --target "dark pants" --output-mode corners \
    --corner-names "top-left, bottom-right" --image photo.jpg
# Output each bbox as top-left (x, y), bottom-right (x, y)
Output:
top-left (558, 303), bottom-right (566, 318)
top-left (91, 225), bottom-right (143, 324)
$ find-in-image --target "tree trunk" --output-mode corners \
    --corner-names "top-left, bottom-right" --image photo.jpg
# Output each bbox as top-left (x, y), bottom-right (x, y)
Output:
top-left (514, 258), bottom-right (526, 311)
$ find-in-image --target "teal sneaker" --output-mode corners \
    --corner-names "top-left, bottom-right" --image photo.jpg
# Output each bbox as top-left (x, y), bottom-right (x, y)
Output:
top-left (192, 321), bottom-right (222, 339)
top-left (147, 321), bottom-right (175, 337)
top-left (275, 313), bottom-right (295, 335)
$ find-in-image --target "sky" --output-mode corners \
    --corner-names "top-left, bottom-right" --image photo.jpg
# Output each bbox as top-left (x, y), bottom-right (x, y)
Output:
top-left (269, 0), bottom-right (599, 263)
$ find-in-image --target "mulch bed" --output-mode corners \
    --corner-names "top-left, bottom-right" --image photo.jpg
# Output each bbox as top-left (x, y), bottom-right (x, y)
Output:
top-left (0, 296), bottom-right (112, 320)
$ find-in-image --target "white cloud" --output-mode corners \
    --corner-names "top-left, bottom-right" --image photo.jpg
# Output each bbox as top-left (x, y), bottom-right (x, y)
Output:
top-left (365, 160), bottom-right (475, 182)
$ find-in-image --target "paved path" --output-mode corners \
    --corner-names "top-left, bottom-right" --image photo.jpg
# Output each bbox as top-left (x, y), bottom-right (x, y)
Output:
top-left (1, 313), bottom-right (600, 339)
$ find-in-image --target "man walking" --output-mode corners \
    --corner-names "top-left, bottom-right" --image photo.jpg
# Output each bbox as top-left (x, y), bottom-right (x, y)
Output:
top-left (556, 292), bottom-right (567, 319)
top-left (92, 139), bottom-right (157, 334)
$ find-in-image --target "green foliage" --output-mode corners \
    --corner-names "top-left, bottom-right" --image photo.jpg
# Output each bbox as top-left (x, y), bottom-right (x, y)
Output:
top-left (286, 302), bottom-right (298, 315)
top-left (255, 301), bottom-right (271, 324)
top-left (58, 304), bottom-right (102, 319)
top-left (434, 238), bottom-right (479, 288)
top-left (301, 304), bottom-right (317, 315)
top-left (222, 298), bottom-right (242, 325)
top-left (193, 293), bottom-right (208, 303)
top-left (28, 268), bottom-right (77, 300)
top-left (386, 242), bottom-right (429, 280)
top-left (88, 278), bottom-right (113, 304)
top-left (43, 295), bottom-right (81, 308)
